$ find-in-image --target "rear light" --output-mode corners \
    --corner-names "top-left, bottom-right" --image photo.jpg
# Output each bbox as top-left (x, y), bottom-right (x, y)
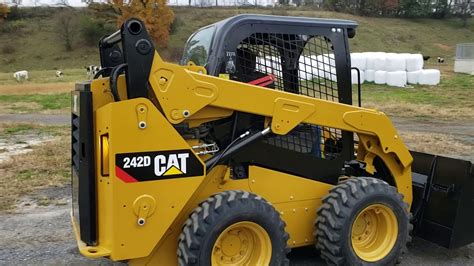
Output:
top-left (101, 134), bottom-right (109, 176)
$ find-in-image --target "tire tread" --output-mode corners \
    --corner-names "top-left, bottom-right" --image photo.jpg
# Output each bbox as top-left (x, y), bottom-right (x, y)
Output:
top-left (315, 177), bottom-right (411, 265)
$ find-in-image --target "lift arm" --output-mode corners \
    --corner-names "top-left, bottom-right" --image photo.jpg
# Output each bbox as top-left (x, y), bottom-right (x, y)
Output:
top-left (147, 51), bottom-right (413, 205)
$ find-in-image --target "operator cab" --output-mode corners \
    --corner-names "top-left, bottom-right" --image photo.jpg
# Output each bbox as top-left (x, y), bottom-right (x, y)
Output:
top-left (181, 14), bottom-right (359, 184)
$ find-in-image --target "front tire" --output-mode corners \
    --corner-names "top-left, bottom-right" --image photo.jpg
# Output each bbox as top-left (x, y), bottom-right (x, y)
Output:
top-left (178, 190), bottom-right (290, 266)
top-left (315, 177), bottom-right (411, 265)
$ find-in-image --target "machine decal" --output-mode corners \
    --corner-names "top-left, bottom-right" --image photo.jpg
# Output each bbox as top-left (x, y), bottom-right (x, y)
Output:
top-left (115, 150), bottom-right (204, 182)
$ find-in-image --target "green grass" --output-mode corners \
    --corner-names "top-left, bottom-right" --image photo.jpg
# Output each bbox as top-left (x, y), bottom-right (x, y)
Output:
top-left (358, 73), bottom-right (474, 108)
top-left (0, 7), bottom-right (472, 72)
top-left (0, 93), bottom-right (70, 111)
top-left (17, 170), bottom-right (34, 180)
top-left (0, 123), bottom-right (69, 137)
top-left (2, 124), bottom-right (36, 134)
top-left (0, 68), bottom-right (86, 85)
top-left (352, 73), bottom-right (474, 119)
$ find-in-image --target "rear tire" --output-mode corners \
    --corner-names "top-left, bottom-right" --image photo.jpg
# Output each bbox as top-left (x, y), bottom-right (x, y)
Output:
top-left (177, 190), bottom-right (290, 266)
top-left (315, 177), bottom-right (411, 265)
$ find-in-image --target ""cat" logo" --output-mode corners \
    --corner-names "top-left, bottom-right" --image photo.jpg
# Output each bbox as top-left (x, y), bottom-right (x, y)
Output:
top-left (154, 153), bottom-right (189, 176)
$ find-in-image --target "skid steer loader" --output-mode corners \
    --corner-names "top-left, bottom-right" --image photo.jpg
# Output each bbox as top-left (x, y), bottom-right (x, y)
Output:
top-left (71, 15), bottom-right (474, 265)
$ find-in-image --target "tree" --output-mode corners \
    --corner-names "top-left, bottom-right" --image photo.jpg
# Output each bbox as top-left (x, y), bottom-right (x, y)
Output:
top-left (56, 9), bottom-right (78, 51)
top-left (80, 15), bottom-right (116, 46)
top-left (398, 0), bottom-right (432, 17)
top-left (293, 0), bottom-right (302, 6)
top-left (111, 0), bottom-right (175, 48)
top-left (454, 0), bottom-right (473, 27)
top-left (431, 0), bottom-right (453, 18)
top-left (0, 4), bottom-right (8, 24)
top-left (10, 0), bottom-right (22, 6)
top-left (56, 0), bottom-right (70, 6)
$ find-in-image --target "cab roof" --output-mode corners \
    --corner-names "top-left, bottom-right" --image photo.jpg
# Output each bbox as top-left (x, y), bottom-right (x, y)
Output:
top-left (209, 14), bottom-right (358, 32)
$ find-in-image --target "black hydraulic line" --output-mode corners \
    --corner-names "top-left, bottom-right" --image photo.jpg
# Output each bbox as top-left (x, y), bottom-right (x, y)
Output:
top-left (110, 64), bottom-right (128, 101)
top-left (205, 127), bottom-right (271, 171)
top-left (230, 112), bottom-right (240, 141)
top-left (93, 67), bottom-right (112, 79)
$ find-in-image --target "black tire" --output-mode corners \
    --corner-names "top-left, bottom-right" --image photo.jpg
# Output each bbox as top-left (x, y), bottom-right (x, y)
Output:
top-left (177, 190), bottom-right (290, 266)
top-left (315, 177), bottom-right (411, 266)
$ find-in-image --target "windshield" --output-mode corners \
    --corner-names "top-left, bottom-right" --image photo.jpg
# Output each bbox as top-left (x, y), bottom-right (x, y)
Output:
top-left (181, 25), bottom-right (215, 66)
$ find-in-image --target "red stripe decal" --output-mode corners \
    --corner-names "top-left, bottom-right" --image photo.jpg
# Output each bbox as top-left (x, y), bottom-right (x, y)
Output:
top-left (115, 166), bottom-right (138, 183)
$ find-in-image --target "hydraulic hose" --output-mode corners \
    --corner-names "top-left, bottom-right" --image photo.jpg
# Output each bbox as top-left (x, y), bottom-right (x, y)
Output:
top-left (109, 63), bottom-right (128, 102)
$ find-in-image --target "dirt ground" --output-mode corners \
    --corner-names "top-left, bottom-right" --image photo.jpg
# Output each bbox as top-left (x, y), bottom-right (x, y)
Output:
top-left (0, 114), bottom-right (473, 265)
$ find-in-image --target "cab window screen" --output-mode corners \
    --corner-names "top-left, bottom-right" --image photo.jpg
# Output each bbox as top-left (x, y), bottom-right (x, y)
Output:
top-left (234, 33), bottom-right (342, 159)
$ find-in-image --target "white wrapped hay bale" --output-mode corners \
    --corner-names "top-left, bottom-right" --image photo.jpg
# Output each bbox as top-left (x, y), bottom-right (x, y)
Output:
top-left (374, 55), bottom-right (387, 71)
top-left (298, 56), bottom-right (315, 80)
top-left (364, 52), bottom-right (379, 70)
top-left (365, 52), bottom-right (386, 70)
top-left (385, 54), bottom-right (407, 72)
top-left (298, 69), bottom-right (313, 80)
top-left (407, 70), bottom-right (422, 84)
top-left (351, 69), bottom-right (365, 84)
top-left (365, 69), bottom-right (375, 82)
top-left (406, 54), bottom-right (424, 72)
top-left (256, 56), bottom-right (281, 74)
top-left (350, 53), bottom-right (367, 70)
top-left (256, 56), bottom-right (281, 75)
top-left (325, 66), bottom-right (337, 81)
top-left (374, 70), bottom-right (387, 84)
top-left (386, 71), bottom-right (407, 87)
top-left (299, 55), bottom-right (332, 80)
top-left (419, 69), bottom-right (440, 85)
top-left (316, 54), bottom-right (336, 68)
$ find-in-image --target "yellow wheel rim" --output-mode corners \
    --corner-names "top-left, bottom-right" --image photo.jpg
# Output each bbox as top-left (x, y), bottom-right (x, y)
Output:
top-left (212, 221), bottom-right (271, 265)
top-left (351, 204), bottom-right (398, 262)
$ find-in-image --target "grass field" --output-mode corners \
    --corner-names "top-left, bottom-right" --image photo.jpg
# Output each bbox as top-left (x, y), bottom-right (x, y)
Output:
top-left (0, 69), bottom-right (86, 85)
top-left (359, 72), bottom-right (474, 120)
top-left (0, 71), bottom-right (472, 119)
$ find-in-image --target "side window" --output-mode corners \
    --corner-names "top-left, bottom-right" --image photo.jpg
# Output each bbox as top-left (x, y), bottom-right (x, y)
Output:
top-left (181, 26), bottom-right (215, 66)
top-left (234, 33), bottom-right (343, 159)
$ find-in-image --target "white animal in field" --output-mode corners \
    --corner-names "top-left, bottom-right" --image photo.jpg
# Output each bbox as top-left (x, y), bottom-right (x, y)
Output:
top-left (56, 70), bottom-right (64, 79)
top-left (13, 70), bottom-right (28, 82)
top-left (85, 65), bottom-right (101, 79)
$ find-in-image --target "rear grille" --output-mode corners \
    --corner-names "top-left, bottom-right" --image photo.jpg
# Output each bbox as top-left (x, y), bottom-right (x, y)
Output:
top-left (234, 33), bottom-right (343, 159)
top-left (72, 114), bottom-right (80, 172)
top-left (71, 84), bottom-right (97, 245)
